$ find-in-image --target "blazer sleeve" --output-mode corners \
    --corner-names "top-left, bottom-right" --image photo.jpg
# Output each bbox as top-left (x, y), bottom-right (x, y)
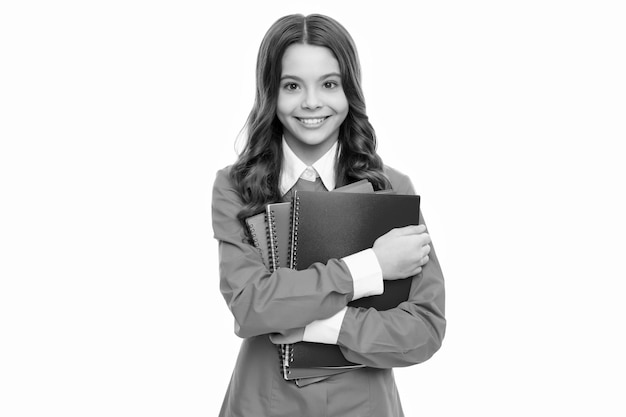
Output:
top-left (212, 167), bottom-right (355, 338)
top-left (337, 172), bottom-right (446, 368)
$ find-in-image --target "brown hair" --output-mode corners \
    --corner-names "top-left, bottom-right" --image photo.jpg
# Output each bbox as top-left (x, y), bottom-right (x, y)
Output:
top-left (231, 14), bottom-right (390, 223)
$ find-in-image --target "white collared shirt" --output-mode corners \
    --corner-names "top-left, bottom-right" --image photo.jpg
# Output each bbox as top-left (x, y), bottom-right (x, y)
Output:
top-left (279, 138), bottom-right (383, 345)
top-left (280, 138), bottom-right (337, 195)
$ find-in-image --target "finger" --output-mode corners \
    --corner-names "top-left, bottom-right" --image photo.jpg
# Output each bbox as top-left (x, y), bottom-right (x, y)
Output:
top-left (402, 235), bottom-right (431, 252)
top-left (418, 233), bottom-right (431, 245)
top-left (420, 255), bottom-right (430, 266)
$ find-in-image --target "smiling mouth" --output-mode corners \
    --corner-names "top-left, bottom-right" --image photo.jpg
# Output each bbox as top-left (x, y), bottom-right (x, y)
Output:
top-left (295, 116), bottom-right (330, 126)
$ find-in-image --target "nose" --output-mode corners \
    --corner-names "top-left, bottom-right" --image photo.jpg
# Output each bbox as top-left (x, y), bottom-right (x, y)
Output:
top-left (301, 89), bottom-right (322, 110)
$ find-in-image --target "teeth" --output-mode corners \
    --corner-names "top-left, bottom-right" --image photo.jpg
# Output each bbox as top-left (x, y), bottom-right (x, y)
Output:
top-left (299, 117), bottom-right (326, 125)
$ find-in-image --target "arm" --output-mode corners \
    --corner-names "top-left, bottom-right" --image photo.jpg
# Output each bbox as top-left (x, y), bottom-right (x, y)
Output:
top-left (303, 171), bottom-right (446, 367)
top-left (302, 215), bottom-right (446, 368)
top-left (338, 223), bottom-right (445, 368)
top-left (212, 168), bottom-right (381, 338)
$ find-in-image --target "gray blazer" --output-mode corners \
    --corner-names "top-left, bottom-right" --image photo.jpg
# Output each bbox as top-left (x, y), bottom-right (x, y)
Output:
top-left (212, 164), bottom-right (446, 417)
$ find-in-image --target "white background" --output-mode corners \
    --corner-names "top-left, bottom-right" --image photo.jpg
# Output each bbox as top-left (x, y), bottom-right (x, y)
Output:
top-left (1, 1), bottom-right (625, 416)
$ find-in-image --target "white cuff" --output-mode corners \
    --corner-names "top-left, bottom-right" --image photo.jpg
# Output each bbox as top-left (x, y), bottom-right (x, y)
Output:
top-left (302, 307), bottom-right (347, 345)
top-left (342, 249), bottom-right (383, 301)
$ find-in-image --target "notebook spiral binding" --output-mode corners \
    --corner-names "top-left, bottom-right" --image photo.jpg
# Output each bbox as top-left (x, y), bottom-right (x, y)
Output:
top-left (278, 343), bottom-right (294, 378)
top-left (267, 209), bottom-right (279, 272)
top-left (246, 217), bottom-right (264, 265)
top-left (290, 196), bottom-right (300, 269)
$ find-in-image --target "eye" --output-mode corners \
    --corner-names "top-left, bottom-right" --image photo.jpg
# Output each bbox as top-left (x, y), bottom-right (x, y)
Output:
top-left (323, 81), bottom-right (339, 89)
top-left (283, 82), bottom-right (299, 91)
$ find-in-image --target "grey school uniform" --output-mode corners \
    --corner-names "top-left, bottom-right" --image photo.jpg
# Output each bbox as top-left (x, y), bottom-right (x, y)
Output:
top-left (211, 165), bottom-right (446, 417)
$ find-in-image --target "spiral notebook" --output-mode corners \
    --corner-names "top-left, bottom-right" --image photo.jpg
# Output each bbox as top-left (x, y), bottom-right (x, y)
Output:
top-left (245, 213), bottom-right (270, 271)
top-left (281, 190), bottom-right (421, 378)
top-left (266, 202), bottom-right (292, 271)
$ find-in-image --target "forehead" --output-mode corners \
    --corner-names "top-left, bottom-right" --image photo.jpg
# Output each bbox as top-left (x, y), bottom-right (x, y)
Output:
top-left (281, 44), bottom-right (340, 78)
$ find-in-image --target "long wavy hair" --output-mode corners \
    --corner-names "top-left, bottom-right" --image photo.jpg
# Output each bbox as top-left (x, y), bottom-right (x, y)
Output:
top-left (231, 14), bottom-right (391, 224)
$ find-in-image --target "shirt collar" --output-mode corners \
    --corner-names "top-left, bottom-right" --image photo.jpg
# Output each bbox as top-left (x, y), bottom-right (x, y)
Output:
top-left (279, 138), bottom-right (338, 196)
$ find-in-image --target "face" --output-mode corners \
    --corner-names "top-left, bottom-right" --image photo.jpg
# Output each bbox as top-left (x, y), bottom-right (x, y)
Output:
top-left (276, 43), bottom-right (349, 165)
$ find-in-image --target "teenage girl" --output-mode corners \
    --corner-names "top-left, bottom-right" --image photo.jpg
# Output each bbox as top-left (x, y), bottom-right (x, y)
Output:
top-left (211, 13), bottom-right (446, 417)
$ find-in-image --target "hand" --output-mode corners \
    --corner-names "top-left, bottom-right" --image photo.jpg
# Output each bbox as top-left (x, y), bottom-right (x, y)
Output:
top-left (269, 327), bottom-right (305, 344)
top-left (372, 224), bottom-right (431, 280)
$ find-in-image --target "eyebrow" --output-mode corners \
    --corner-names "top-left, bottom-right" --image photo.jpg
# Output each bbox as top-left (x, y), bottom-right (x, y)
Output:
top-left (280, 72), bottom-right (342, 81)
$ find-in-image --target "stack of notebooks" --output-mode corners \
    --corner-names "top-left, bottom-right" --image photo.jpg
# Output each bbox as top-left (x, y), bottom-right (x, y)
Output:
top-left (245, 179), bottom-right (421, 386)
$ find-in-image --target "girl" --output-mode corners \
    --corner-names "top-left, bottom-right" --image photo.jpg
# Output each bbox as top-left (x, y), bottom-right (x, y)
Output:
top-left (212, 14), bottom-right (445, 417)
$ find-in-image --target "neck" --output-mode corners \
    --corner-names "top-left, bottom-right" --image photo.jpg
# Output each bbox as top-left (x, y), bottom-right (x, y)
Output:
top-left (283, 137), bottom-right (338, 166)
